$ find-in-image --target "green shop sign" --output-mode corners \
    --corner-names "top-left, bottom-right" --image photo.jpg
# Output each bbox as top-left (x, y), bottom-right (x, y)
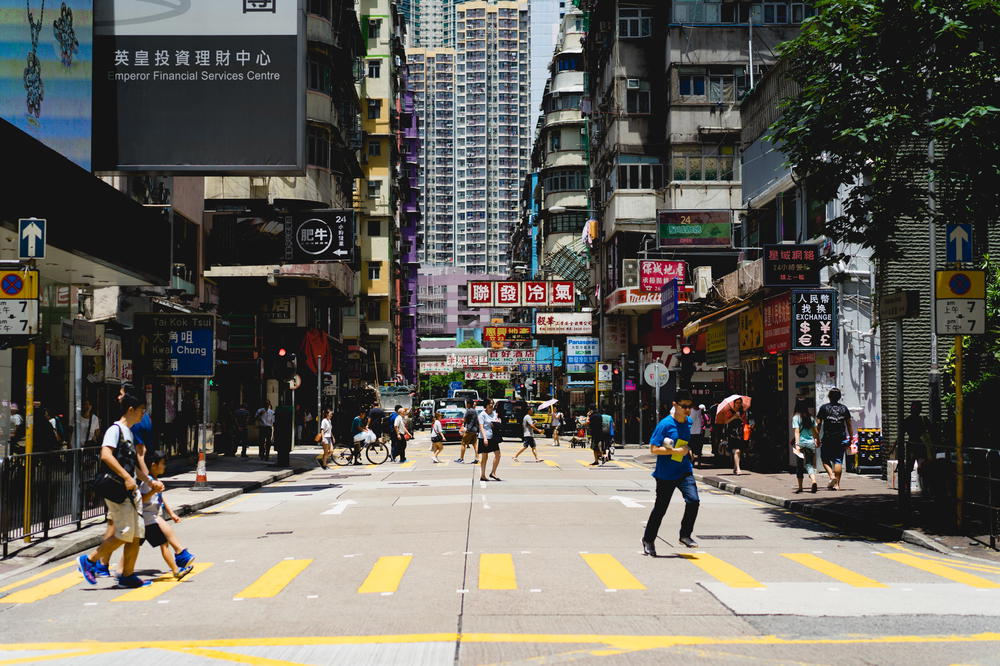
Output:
top-left (657, 210), bottom-right (732, 247)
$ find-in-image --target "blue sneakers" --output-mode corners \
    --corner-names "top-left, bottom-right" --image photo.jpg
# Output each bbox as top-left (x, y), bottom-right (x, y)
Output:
top-left (77, 555), bottom-right (96, 585)
top-left (174, 549), bottom-right (195, 569)
top-left (173, 565), bottom-right (193, 580)
top-left (117, 574), bottom-right (151, 589)
top-left (93, 562), bottom-right (111, 577)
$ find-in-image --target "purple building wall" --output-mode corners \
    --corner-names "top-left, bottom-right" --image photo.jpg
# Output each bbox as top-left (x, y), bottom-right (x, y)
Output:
top-left (399, 75), bottom-right (421, 384)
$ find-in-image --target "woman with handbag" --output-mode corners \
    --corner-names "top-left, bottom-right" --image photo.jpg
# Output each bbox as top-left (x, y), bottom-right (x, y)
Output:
top-left (77, 389), bottom-right (156, 589)
top-left (315, 409), bottom-right (334, 469)
top-left (430, 411), bottom-right (445, 463)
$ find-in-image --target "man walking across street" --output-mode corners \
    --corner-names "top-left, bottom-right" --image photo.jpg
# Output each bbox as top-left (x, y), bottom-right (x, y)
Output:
top-left (513, 404), bottom-right (544, 462)
top-left (642, 390), bottom-right (700, 555)
top-left (455, 399), bottom-right (479, 464)
top-left (817, 388), bottom-right (854, 491)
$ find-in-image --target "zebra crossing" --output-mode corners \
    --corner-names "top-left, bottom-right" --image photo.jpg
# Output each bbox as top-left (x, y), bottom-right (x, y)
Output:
top-left (2, 545), bottom-right (998, 608)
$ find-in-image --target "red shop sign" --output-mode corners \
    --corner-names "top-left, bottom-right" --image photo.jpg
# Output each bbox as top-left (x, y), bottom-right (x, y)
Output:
top-left (763, 292), bottom-right (791, 353)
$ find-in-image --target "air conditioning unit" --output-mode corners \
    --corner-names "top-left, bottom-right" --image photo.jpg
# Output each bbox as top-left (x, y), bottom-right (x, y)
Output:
top-left (693, 266), bottom-right (713, 300)
top-left (626, 78), bottom-right (641, 89)
top-left (622, 259), bottom-right (639, 288)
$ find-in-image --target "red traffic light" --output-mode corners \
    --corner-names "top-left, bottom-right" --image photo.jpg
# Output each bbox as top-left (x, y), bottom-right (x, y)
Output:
top-left (278, 348), bottom-right (287, 357)
top-left (681, 344), bottom-right (693, 356)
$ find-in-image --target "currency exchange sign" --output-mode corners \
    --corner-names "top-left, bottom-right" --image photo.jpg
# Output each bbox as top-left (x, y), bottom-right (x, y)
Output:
top-left (791, 290), bottom-right (838, 351)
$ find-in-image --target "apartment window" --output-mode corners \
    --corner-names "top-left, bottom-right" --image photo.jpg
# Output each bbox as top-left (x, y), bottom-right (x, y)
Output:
top-left (616, 163), bottom-right (663, 189)
top-left (306, 58), bottom-right (332, 94)
top-left (671, 146), bottom-right (737, 181)
top-left (368, 220), bottom-right (380, 236)
top-left (543, 168), bottom-right (587, 192)
top-left (679, 71), bottom-right (706, 97)
top-left (367, 140), bottom-right (381, 157)
top-left (556, 54), bottom-right (580, 71)
top-left (367, 262), bottom-right (382, 281)
top-left (367, 98), bottom-right (382, 119)
top-left (368, 18), bottom-right (381, 39)
top-left (763, 2), bottom-right (789, 23)
top-left (367, 179), bottom-right (382, 199)
top-left (367, 59), bottom-right (381, 78)
top-left (618, 6), bottom-right (653, 38)
top-left (365, 299), bottom-right (381, 321)
top-left (679, 68), bottom-right (747, 102)
top-left (549, 131), bottom-right (561, 151)
top-left (307, 128), bottom-right (329, 169)
top-left (626, 89), bottom-right (651, 114)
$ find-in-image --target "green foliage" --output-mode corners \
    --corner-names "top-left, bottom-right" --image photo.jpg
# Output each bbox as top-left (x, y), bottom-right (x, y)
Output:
top-left (457, 338), bottom-right (485, 348)
top-left (770, 0), bottom-right (1000, 260)
top-left (943, 256), bottom-right (1000, 444)
top-left (419, 372), bottom-right (510, 399)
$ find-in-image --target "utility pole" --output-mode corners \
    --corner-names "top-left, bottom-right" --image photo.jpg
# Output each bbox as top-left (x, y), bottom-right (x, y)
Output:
top-left (316, 354), bottom-right (323, 437)
top-left (619, 352), bottom-right (626, 446)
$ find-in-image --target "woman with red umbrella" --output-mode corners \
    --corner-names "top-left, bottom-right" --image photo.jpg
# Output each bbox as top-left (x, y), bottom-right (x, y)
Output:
top-left (715, 395), bottom-right (750, 475)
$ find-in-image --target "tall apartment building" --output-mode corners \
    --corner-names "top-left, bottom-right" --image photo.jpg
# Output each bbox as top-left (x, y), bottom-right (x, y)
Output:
top-left (405, 0), bottom-right (458, 48)
top-left (529, 0), bottom-right (565, 130)
top-left (454, 0), bottom-right (531, 275)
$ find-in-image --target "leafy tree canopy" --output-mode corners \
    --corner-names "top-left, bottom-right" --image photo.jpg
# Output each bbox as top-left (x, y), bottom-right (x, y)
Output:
top-left (770, 0), bottom-right (1000, 260)
top-left (457, 338), bottom-right (485, 348)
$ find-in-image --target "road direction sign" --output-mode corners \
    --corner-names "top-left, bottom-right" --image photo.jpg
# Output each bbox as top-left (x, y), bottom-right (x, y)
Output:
top-left (18, 218), bottom-right (45, 259)
top-left (946, 223), bottom-right (972, 263)
top-left (287, 210), bottom-right (354, 263)
top-left (880, 291), bottom-right (920, 320)
top-left (0, 299), bottom-right (39, 335)
top-left (134, 313), bottom-right (216, 376)
top-left (643, 362), bottom-right (669, 388)
top-left (935, 270), bottom-right (986, 336)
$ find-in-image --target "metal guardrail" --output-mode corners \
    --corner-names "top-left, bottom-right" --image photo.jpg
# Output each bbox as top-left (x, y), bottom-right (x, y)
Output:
top-left (1, 448), bottom-right (107, 558)
top-left (924, 445), bottom-right (1000, 550)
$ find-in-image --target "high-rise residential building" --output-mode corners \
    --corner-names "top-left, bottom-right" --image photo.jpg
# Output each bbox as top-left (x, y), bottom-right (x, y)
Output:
top-left (405, 0), bottom-right (458, 48)
top-left (529, 0), bottom-right (565, 130)
top-left (454, 0), bottom-right (531, 275)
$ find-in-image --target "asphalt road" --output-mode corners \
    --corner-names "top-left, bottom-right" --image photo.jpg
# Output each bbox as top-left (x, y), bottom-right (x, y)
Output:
top-left (2, 433), bottom-right (999, 665)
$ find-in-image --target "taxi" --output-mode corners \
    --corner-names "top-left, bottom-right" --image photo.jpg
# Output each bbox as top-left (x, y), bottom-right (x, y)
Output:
top-left (439, 407), bottom-right (465, 441)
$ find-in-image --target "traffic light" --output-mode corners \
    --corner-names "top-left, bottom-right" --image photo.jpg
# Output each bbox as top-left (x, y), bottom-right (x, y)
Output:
top-left (275, 348), bottom-right (297, 382)
top-left (679, 343), bottom-right (696, 388)
top-left (625, 358), bottom-right (638, 380)
top-left (612, 365), bottom-right (621, 377)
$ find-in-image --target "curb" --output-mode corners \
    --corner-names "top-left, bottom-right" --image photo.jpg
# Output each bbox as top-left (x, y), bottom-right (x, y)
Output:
top-left (695, 473), bottom-right (952, 555)
top-left (1, 464), bottom-right (310, 575)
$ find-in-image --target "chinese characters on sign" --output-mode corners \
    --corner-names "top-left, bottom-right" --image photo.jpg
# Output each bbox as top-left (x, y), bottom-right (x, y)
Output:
top-left (483, 325), bottom-right (532, 343)
top-left (660, 280), bottom-right (679, 327)
top-left (517, 363), bottom-right (552, 373)
top-left (465, 371), bottom-right (511, 381)
top-left (466, 281), bottom-right (575, 308)
top-left (418, 361), bottom-right (454, 375)
top-left (706, 322), bottom-right (727, 365)
top-left (135, 313), bottom-right (216, 377)
top-left (566, 336), bottom-right (600, 374)
top-left (488, 349), bottom-right (538, 367)
top-left (739, 305), bottom-right (764, 351)
top-left (534, 312), bottom-right (592, 335)
top-left (763, 244), bottom-right (821, 287)
top-left (934, 270), bottom-right (986, 336)
top-left (288, 210), bottom-right (354, 263)
top-left (791, 290), bottom-right (838, 351)
top-left (444, 353), bottom-right (489, 368)
top-left (763, 293), bottom-right (792, 353)
top-left (657, 210), bottom-right (731, 248)
top-left (639, 260), bottom-right (686, 293)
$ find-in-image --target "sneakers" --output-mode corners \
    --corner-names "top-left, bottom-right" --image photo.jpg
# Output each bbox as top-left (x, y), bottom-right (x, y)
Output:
top-left (174, 565), bottom-right (194, 580)
top-left (471, 459), bottom-right (479, 464)
top-left (117, 574), bottom-right (151, 589)
top-left (174, 549), bottom-right (195, 569)
top-left (77, 555), bottom-right (97, 585)
top-left (679, 536), bottom-right (699, 549)
top-left (94, 562), bottom-right (111, 578)
top-left (589, 462), bottom-right (599, 466)
top-left (453, 458), bottom-right (464, 463)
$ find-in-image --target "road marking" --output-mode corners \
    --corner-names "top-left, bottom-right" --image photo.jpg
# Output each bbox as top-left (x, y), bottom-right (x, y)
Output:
top-left (358, 556), bottom-right (412, 594)
top-left (235, 560), bottom-right (313, 599)
top-left (398, 461), bottom-right (415, 469)
top-left (111, 563), bottom-right (213, 602)
top-left (543, 460), bottom-right (560, 468)
top-left (880, 553), bottom-right (1000, 588)
top-left (321, 500), bottom-right (357, 515)
top-left (580, 554), bottom-right (645, 590)
top-left (782, 553), bottom-right (887, 588)
top-left (886, 543), bottom-right (1000, 574)
top-left (168, 647), bottom-right (307, 665)
top-left (680, 553), bottom-right (764, 588)
top-left (609, 495), bottom-right (644, 508)
top-left (0, 561), bottom-right (75, 595)
top-left (479, 553), bottom-right (517, 590)
top-left (0, 572), bottom-right (82, 604)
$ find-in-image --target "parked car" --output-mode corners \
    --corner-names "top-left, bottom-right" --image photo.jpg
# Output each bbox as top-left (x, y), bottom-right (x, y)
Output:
top-left (492, 399), bottom-right (521, 438)
top-left (527, 401), bottom-right (554, 437)
top-left (438, 407), bottom-right (465, 442)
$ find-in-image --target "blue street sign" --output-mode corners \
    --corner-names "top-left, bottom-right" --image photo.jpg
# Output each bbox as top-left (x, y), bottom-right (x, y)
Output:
top-left (660, 280), bottom-right (679, 327)
top-left (449, 381), bottom-right (464, 390)
top-left (18, 218), bottom-right (46, 259)
top-left (135, 313), bottom-right (216, 377)
top-left (946, 223), bottom-right (972, 263)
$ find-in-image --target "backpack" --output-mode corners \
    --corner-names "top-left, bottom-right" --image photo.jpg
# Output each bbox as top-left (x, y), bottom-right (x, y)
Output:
top-left (601, 414), bottom-right (612, 435)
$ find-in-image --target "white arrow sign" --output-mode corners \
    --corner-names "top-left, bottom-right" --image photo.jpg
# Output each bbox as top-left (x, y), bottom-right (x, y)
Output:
top-left (949, 224), bottom-right (970, 262)
top-left (21, 221), bottom-right (43, 257)
top-left (322, 499), bottom-right (357, 515)
top-left (609, 495), bottom-right (644, 508)
top-left (332, 249), bottom-right (350, 256)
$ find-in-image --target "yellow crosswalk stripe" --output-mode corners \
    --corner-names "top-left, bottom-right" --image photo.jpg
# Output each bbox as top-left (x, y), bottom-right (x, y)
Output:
top-left (580, 554), bottom-right (645, 590)
top-left (235, 559), bottom-right (313, 599)
top-left (479, 553), bottom-right (517, 590)
top-left (398, 460), bottom-right (415, 469)
top-left (880, 553), bottom-right (1000, 588)
top-left (358, 555), bottom-right (412, 594)
top-left (111, 562), bottom-right (213, 602)
top-left (782, 553), bottom-right (887, 588)
top-left (0, 571), bottom-right (82, 603)
top-left (886, 544), bottom-right (1000, 574)
top-left (543, 460), bottom-right (560, 468)
top-left (680, 553), bottom-right (764, 588)
top-left (0, 561), bottom-right (75, 594)
top-left (576, 459), bottom-right (599, 468)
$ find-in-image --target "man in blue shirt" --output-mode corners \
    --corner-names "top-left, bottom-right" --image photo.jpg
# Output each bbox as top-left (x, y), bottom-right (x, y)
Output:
top-left (642, 389), bottom-right (700, 555)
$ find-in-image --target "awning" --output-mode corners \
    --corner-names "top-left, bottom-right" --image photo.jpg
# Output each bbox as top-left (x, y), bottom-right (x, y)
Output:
top-left (0, 120), bottom-right (170, 286)
top-left (682, 301), bottom-right (750, 338)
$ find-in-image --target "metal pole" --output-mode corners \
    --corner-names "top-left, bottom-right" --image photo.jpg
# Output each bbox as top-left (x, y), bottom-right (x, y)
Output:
top-left (654, 362), bottom-right (661, 428)
top-left (955, 335), bottom-right (964, 528)
top-left (290, 355), bottom-right (297, 450)
top-left (594, 361), bottom-right (599, 408)
top-left (71, 344), bottom-right (83, 523)
top-left (928, 135), bottom-right (941, 428)
top-left (897, 319), bottom-right (909, 517)
top-left (22, 342), bottom-right (35, 543)
top-left (316, 354), bottom-right (323, 438)
top-left (202, 377), bottom-right (209, 453)
top-left (619, 352), bottom-right (625, 446)
top-left (638, 347), bottom-right (644, 447)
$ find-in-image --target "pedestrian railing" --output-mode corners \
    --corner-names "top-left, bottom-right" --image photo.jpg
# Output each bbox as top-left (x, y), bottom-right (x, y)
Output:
top-left (925, 445), bottom-right (1000, 550)
top-left (0, 448), bottom-right (107, 558)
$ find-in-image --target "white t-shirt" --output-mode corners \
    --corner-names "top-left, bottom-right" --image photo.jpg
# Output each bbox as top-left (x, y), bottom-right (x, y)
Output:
top-left (77, 414), bottom-right (100, 442)
top-left (102, 422), bottom-right (134, 451)
top-left (258, 408), bottom-right (275, 427)
top-left (432, 420), bottom-right (443, 437)
top-left (478, 410), bottom-right (495, 440)
top-left (139, 479), bottom-right (163, 525)
top-left (552, 412), bottom-right (563, 428)
top-left (320, 417), bottom-right (333, 442)
top-left (690, 408), bottom-right (704, 435)
top-left (522, 414), bottom-right (535, 437)
top-left (394, 412), bottom-right (406, 437)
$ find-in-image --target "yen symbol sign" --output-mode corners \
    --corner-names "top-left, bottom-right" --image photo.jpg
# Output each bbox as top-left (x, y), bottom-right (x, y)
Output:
top-left (2, 274), bottom-right (23, 296)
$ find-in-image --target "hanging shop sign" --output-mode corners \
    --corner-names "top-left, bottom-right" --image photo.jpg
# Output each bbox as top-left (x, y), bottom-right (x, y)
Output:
top-left (488, 349), bottom-right (537, 366)
top-left (286, 210), bottom-right (355, 263)
top-left (467, 280), bottom-right (575, 308)
top-left (418, 361), bottom-right (454, 375)
top-left (791, 289), bottom-right (838, 351)
top-left (517, 363), bottom-right (552, 373)
top-left (706, 322), bottom-right (727, 365)
top-left (566, 336), bottom-right (600, 374)
top-left (657, 210), bottom-right (731, 248)
top-left (535, 312), bottom-right (592, 335)
top-left (444, 353), bottom-right (489, 368)
top-left (763, 244), bottom-right (821, 287)
top-left (93, 0), bottom-right (304, 173)
top-left (763, 292), bottom-right (792, 353)
top-left (639, 260), bottom-right (686, 293)
top-left (465, 371), bottom-right (511, 381)
top-left (483, 325), bottom-right (532, 343)
top-left (134, 313), bottom-right (216, 377)
top-left (660, 279), bottom-right (679, 327)
top-left (738, 304), bottom-right (764, 351)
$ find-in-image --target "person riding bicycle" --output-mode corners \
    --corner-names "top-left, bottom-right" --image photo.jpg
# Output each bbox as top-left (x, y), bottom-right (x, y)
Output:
top-left (350, 405), bottom-right (368, 465)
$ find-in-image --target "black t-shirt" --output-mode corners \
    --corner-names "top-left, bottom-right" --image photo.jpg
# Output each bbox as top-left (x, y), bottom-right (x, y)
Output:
top-left (367, 407), bottom-right (385, 429)
top-left (463, 408), bottom-right (479, 433)
top-left (817, 402), bottom-right (851, 443)
top-left (589, 413), bottom-right (603, 438)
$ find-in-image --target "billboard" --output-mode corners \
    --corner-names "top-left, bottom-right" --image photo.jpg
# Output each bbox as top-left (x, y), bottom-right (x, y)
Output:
top-left (0, 0), bottom-right (92, 170)
top-left (566, 336), bottom-right (599, 374)
top-left (657, 210), bottom-right (731, 248)
top-left (467, 280), bottom-right (575, 308)
top-left (93, 0), bottom-right (304, 172)
top-left (535, 312), bottom-right (592, 335)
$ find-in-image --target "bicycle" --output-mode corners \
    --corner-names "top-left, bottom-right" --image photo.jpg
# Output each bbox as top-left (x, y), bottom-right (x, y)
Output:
top-left (330, 435), bottom-right (389, 466)
top-left (600, 437), bottom-right (615, 464)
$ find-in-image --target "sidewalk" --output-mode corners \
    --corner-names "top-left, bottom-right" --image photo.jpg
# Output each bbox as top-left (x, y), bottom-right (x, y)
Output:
top-left (624, 451), bottom-right (1000, 563)
top-left (0, 449), bottom-right (319, 581)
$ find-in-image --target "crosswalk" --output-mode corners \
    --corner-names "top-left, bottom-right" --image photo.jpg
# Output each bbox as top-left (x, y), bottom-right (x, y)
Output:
top-left (2, 545), bottom-right (998, 606)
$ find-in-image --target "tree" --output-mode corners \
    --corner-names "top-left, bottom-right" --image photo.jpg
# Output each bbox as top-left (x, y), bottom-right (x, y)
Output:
top-left (770, 0), bottom-right (1000, 260)
top-left (457, 338), bottom-right (485, 348)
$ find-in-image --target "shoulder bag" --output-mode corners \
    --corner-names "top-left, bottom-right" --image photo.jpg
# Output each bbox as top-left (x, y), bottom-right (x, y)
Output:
top-left (93, 424), bottom-right (136, 504)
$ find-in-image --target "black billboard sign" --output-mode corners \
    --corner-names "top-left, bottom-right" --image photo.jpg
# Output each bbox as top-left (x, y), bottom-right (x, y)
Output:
top-left (286, 210), bottom-right (355, 263)
top-left (93, 0), bottom-right (304, 173)
top-left (791, 289), bottom-right (838, 351)
top-left (763, 244), bottom-right (821, 287)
